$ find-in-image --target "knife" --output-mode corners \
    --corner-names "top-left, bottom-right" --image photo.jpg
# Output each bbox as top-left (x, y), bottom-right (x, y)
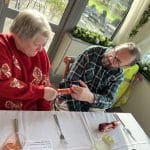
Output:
top-left (113, 113), bottom-right (136, 142)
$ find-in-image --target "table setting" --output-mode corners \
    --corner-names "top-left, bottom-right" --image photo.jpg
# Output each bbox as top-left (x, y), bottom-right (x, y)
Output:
top-left (0, 111), bottom-right (149, 150)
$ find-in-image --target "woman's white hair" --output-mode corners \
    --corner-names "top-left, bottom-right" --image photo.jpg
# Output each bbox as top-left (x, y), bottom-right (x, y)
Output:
top-left (10, 9), bottom-right (51, 40)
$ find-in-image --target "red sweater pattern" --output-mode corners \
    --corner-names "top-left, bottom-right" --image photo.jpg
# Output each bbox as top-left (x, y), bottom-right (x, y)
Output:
top-left (0, 34), bottom-right (52, 110)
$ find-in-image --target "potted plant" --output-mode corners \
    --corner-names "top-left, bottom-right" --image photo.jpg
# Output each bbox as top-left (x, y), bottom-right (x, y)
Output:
top-left (71, 26), bottom-right (113, 47)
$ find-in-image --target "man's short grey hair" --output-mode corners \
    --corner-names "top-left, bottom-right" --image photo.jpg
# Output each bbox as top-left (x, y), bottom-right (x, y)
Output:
top-left (10, 9), bottom-right (51, 40)
top-left (120, 42), bottom-right (141, 66)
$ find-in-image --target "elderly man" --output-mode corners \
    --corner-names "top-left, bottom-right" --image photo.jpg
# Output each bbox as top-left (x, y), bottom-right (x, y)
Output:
top-left (57, 43), bottom-right (141, 111)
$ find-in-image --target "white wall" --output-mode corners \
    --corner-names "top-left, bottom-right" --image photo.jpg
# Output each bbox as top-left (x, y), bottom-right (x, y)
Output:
top-left (134, 21), bottom-right (150, 54)
top-left (51, 33), bottom-right (91, 76)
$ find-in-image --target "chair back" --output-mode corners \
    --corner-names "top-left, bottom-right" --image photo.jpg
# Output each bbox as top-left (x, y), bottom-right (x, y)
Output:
top-left (63, 56), bottom-right (75, 79)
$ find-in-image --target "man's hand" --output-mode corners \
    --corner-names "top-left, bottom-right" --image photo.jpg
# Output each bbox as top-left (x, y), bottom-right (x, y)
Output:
top-left (44, 87), bottom-right (57, 101)
top-left (70, 80), bottom-right (94, 103)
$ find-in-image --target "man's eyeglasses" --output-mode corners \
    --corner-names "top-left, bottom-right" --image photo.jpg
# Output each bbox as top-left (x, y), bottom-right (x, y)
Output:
top-left (112, 49), bottom-right (121, 68)
top-left (103, 48), bottom-right (122, 68)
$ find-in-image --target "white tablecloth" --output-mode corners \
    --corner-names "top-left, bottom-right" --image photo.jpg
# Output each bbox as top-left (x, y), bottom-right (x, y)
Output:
top-left (0, 111), bottom-right (149, 150)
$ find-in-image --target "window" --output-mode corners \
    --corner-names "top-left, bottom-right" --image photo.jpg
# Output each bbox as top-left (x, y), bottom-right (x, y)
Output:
top-left (77, 0), bottom-right (133, 39)
top-left (8, 0), bottom-right (68, 25)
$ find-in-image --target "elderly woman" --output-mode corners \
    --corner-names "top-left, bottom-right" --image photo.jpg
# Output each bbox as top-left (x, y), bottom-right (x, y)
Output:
top-left (0, 9), bottom-right (57, 110)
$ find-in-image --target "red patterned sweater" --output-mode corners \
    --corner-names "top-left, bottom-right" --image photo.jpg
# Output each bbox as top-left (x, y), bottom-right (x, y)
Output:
top-left (0, 34), bottom-right (52, 110)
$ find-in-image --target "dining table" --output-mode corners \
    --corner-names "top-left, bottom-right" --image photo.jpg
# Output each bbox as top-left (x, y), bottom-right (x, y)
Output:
top-left (0, 110), bottom-right (149, 150)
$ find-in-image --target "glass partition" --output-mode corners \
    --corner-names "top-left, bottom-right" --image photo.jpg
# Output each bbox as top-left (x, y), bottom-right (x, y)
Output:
top-left (77, 0), bottom-right (133, 39)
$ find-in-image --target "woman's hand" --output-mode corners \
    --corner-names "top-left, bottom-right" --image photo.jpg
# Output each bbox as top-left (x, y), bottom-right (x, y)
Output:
top-left (70, 80), bottom-right (94, 103)
top-left (43, 87), bottom-right (57, 101)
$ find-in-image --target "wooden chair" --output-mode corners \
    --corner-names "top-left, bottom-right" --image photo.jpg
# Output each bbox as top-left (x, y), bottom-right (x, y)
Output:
top-left (62, 56), bottom-right (75, 80)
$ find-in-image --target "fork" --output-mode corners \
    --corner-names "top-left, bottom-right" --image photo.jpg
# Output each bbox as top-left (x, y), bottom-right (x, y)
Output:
top-left (53, 114), bottom-right (67, 143)
top-left (14, 119), bottom-right (22, 149)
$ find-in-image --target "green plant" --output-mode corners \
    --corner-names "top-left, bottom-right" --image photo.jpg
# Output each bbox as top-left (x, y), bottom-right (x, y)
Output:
top-left (71, 26), bottom-right (113, 46)
top-left (47, 0), bottom-right (66, 16)
top-left (129, 4), bottom-right (150, 38)
top-left (137, 54), bottom-right (150, 81)
top-left (89, 0), bottom-right (121, 21)
top-left (112, 18), bottom-right (121, 26)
